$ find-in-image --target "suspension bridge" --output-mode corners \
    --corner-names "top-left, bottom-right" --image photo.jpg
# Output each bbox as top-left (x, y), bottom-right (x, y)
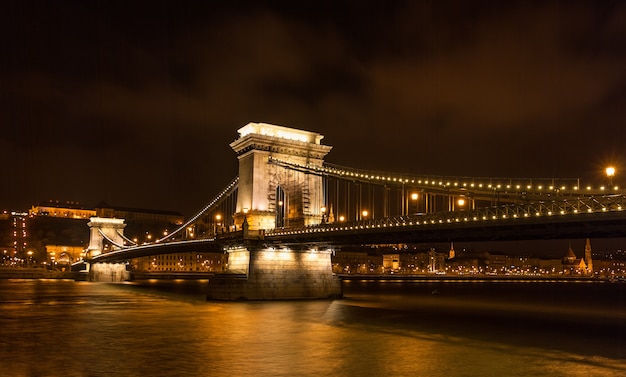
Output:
top-left (81, 122), bottom-right (626, 299)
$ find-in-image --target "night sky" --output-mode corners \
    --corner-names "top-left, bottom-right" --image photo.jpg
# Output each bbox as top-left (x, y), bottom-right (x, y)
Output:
top-left (2, 0), bottom-right (625, 231)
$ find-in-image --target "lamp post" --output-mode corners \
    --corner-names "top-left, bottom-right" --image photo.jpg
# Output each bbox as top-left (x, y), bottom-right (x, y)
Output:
top-left (411, 192), bottom-right (418, 214)
top-left (215, 214), bottom-right (222, 235)
top-left (606, 166), bottom-right (616, 187)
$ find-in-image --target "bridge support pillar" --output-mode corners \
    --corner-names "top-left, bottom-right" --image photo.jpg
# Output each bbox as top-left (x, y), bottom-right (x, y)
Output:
top-left (88, 262), bottom-right (131, 282)
top-left (207, 245), bottom-right (342, 300)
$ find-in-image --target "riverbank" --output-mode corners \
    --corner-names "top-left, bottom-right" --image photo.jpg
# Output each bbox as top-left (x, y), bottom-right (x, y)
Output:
top-left (1, 268), bottom-right (619, 282)
top-left (337, 273), bottom-right (612, 281)
top-left (0, 267), bottom-right (77, 279)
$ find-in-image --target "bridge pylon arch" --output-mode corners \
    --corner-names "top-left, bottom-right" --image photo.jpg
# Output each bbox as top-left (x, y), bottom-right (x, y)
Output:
top-left (230, 123), bottom-right (332, 230)
top-left (85, 217), bottom-right (127, 259)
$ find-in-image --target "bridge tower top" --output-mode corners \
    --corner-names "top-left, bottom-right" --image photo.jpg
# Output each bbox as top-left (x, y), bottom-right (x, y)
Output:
top-left (86, 217), bottom-right (126, 259)
top-left (230, 122), bottom-right (333, 230)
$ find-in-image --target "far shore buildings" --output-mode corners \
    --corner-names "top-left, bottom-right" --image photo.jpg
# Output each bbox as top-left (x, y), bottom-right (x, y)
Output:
top-left (3, 201), bottom-right (185, 268)
top-left (333, 239), bottom-right (624, 277)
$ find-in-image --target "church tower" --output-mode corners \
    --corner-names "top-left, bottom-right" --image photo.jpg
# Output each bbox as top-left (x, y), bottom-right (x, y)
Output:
top-left (584, 238), bottom-right (593, 275)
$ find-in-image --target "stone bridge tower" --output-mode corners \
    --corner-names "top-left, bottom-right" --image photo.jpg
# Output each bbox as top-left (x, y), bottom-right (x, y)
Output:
top-left (85, 217), bottom-right (127, 259)
top-left (230, 123), bottom-right (332, 230)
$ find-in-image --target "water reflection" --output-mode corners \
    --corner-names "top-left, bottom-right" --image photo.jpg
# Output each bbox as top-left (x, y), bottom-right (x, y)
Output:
top-left (0, 279), bottom-right (624, 377)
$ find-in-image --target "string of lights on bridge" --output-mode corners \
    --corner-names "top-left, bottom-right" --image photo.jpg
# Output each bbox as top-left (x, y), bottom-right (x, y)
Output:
top-left (266, 194), bottom-right (626, 237)
top-left (155, 177), bottom-right (239, 243)
top-left (99, 158), bottom-right (622, 248)
top-left (268, 157), bottom-right (621, 195)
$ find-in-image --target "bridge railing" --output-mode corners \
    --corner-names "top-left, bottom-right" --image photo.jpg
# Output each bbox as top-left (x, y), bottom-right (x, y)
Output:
top-left (266, 194), bottom-right (626, 236)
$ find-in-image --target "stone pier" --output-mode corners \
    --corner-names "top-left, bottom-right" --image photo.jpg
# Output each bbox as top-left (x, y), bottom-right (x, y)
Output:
top-left (88, 262), bottom-right (131, 282)
top-left (207, 244), bottom-right (342, 300)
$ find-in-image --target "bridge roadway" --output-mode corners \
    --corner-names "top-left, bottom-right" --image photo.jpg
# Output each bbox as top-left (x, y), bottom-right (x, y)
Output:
top-left (87, 194), bottom-right (626, 263)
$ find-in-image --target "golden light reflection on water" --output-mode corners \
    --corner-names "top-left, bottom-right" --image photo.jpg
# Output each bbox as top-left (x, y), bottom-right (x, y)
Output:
top-left (1, 280), bottom-right (625, 377)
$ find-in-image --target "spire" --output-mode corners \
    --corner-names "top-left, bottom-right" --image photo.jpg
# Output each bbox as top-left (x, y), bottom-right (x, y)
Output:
top-left (449, 242), bottom-right (455, 259)
top-left (585, 238), bottom-right (593, 274)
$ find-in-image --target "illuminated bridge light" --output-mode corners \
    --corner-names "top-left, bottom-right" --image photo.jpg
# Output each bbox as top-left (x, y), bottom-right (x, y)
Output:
top-left (536, 212), bottom-right (541, 216)
top-left (482, 216), bottom-right (487, 220)
top-left (602, 207), bottom-right (607, 212)
top-left (470, 183), bottom-right (475, 187)
top-left (573, 209), bottom-right (578, 213)
top-left (516, 185), bottom-right (521, 189)
top-left (547, 211), bottom-right (552, 215)
top-left (513, 214), bottom-right (518, 218)
top-left (588, 209), bottom-right (593, 213)
top-left (587, 186), bottom-right (592, 190)
top-left (492, 216), bottom-right (497, 219)
top-left (473, 217), bottom-right (478, 221)
top-left (560, 210), bottom-right (565, 215)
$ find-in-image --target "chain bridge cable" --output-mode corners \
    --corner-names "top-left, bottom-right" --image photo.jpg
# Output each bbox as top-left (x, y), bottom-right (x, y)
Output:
top-left (154, 176), bottom-right (239, 243)
top-left (267, 157), bottom-right (587, 196)
top-left (116, 230), bottom-right (138, 246)
top-left (97, 228), bottom-right (129, 249)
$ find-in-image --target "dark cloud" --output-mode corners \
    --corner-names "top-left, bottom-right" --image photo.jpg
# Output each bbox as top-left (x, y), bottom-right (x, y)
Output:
top-left (1, 0), bottom-right (625, 224)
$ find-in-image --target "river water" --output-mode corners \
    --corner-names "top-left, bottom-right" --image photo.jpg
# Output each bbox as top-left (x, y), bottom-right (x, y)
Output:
top-left (1, 278), bottom-right (625, 377)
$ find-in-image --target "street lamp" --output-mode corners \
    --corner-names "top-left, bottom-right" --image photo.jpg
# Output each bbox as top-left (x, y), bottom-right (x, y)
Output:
top-left (320, 206), bottom-right (327, 224)
top-left (411, 193), bottom-right (418, 214)
top-left (362, 210), bottom-right (369, 220)
top-left (215, 214), bottom-right (222, 235)
top-left (606, 166), bottom-right (616, 187)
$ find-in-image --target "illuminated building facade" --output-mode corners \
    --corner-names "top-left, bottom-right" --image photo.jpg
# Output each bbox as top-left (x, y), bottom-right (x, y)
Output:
top-left (94, 202), bottom-right (184, 225)
top-left (45, 245), bottom-right (84, 266)
top-left (132, 253), bottom-right (227, 272)
top-left (29, 201), bottom-right (96, 219)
